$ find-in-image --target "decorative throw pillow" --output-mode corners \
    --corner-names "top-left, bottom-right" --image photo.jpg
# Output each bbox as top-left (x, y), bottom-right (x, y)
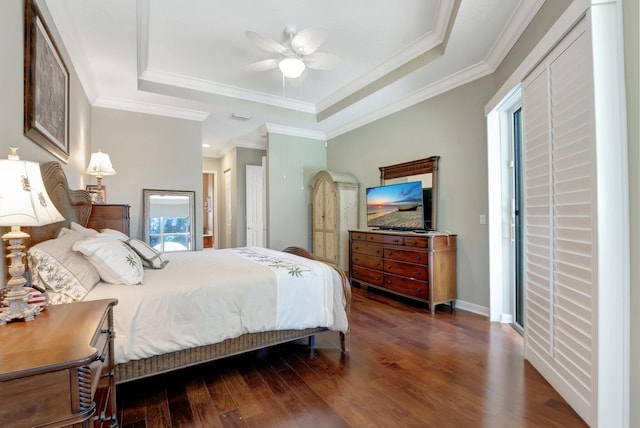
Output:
top-left (26, 287), bottom-right (47, 311)
top-left (72, 237), bottom-right (144, 285)
top-left (70, 221), bottom-right (99, 237)
top-left (125, 238), bottom-right (169, 269)
top-left (28, 230), bottom-right (101, 303)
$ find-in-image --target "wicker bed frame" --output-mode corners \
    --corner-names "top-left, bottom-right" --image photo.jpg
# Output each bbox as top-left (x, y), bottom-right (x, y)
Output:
top-left (27, 162), bottom-right (351, 384)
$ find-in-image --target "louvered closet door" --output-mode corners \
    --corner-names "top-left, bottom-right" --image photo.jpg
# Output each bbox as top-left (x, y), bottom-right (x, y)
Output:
top-left (522, 18), bottom-right (596, 424)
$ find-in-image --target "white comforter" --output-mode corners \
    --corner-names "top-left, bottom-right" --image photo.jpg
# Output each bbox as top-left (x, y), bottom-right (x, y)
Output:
top-left (84, 247), bottom-right (348, 364)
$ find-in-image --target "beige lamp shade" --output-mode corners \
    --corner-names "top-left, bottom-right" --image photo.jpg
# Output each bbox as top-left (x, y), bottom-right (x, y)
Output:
top-left (0, 159), bottom-right (65, 227)
top-left (86, 150), bottom-right (116, 178)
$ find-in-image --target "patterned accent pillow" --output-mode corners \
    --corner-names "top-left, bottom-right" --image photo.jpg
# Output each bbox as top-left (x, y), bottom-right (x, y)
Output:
top-left (125, 239), bottom-right (169, 269)
top-left (26, 287), bottom-right (47, 311)
top-left (28, 230), bottom-right (101, 304)
top-left (72, 237), bottom-right (144, 285)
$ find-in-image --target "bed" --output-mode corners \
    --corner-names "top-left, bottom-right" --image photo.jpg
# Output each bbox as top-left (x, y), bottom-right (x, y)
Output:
top-left (24, 162), bottom-right (351, 384)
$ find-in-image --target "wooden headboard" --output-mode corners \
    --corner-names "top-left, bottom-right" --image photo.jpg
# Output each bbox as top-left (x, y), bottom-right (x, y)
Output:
top-left (24, 162), bottom-right (93, 245)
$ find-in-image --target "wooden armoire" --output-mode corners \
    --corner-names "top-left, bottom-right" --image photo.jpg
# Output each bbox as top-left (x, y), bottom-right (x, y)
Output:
top-left (311, 170), bottom-right (359, 271)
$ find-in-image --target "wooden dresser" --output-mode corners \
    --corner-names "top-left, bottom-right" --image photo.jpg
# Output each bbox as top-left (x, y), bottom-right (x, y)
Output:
top-left (349, 229), bottom-right (457, 313)
top-left (0, 299), bottom-right (119, 428)
top-left (87, 204), bottom-right (130, 235)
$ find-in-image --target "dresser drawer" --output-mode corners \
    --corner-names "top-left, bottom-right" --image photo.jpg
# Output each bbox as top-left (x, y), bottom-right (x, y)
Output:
top-left (384, 260), bottom-right (428, 280)
top-left (351, 253), bottom-right (383, 270)
top-left (404, 236), bottom-right (429, 248)
top-left (367, 233), bottom-right (404, 246)
top-left (351, 242), bottom-right (383, 257)
top-left (352, 265), bottom-right (384, 285)
top-left (350, 231), bottom-right (370, 242)
top-left (383, 274), bottom-right (428, 299)
top-left (384, 247), bottom-right (428, 264)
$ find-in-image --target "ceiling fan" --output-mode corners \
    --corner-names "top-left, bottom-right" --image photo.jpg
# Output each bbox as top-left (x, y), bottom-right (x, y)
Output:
top-left (245, 25), bottom-right (339, 79)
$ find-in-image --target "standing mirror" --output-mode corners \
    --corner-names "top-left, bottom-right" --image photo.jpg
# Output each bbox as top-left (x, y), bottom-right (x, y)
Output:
top-left (379, 156), bottom-right (439, 231)
top-left (143, 189), bottom-right (196, 252)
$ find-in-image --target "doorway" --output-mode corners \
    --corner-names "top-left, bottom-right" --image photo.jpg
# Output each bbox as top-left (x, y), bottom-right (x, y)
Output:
top-left (202, 172), bottom-right (216, 249)
top-left (486, 85), bottom-right (522, 326)
top-left (511, 107), bottom-right (524, 333)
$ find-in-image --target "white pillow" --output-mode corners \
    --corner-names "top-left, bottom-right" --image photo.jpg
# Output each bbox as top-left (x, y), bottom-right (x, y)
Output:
top-left (28, 230), bottom-right (100, 303)
top-left (73, 237), bottom-right (144, 285)
top-left (125, 238), bottom-right (169, 269)
top-left (98, 228), bottom-right (129, 240)
top-left (70, 221), bottom-right (99, 237)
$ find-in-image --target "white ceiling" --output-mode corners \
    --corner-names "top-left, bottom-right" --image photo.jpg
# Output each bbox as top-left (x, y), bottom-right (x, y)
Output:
top-left (43, 0), bottom-right (543, 158)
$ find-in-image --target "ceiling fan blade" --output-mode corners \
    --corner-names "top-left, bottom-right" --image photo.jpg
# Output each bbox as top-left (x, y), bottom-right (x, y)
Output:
top-left (291, 27), bottom-right (328, 55)
top-left (305, 52), bottom-right (340, 70)
top-left (245, 30), bottom-right (288, 55)
top-left (245, 58), bottom-right (279, 72)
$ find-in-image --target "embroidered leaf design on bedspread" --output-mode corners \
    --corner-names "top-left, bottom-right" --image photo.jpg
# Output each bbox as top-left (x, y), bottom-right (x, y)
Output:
top-left (234, 247), bottom-right (311, 277)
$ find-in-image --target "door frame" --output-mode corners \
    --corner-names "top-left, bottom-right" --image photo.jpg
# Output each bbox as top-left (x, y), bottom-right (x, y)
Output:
top-left (203, 170), bottom-right (217, 248)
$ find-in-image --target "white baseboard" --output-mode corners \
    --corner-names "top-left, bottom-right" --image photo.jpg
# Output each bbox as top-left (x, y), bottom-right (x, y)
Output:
top-left (454, 299), bottom-right (489, 317)
top-left (500, 313), bottom-right (514, 324)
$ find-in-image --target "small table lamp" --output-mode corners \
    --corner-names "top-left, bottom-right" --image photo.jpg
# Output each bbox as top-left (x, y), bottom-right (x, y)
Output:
top-left (86, 149), bottom-right (116, 204)
top-left (0, 147), bottom-right (65, 324)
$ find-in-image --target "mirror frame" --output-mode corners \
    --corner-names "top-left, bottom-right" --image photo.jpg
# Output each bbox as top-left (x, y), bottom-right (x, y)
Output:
top-left (379, 156), bottom-right (440, 231)
top-left (143, 189), bottom-right (196, 252)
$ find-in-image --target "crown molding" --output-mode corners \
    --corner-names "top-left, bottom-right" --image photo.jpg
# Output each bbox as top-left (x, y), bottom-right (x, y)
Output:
top-left (264, 123), bottom-right (326, 141)
top-left (315, 0), bottom-right (456, 114)
top-left (484, 0), bottom-right (545, 68)
top-left (139, 69), bottom-right (317, 114)
top-left (93, 96), bottom-right (210, 121)
top-left (326, 61), bottom-right (493, 140)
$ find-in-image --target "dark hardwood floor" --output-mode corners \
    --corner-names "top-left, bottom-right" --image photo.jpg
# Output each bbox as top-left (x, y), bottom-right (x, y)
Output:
top-left (116, 286), bottom-right (587, 427)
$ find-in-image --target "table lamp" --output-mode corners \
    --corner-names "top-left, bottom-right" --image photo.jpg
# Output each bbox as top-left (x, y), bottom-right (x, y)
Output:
top-left (86, 149), bottom-right (116, 204)
top-left (0, 147), bottom-right (64, 324)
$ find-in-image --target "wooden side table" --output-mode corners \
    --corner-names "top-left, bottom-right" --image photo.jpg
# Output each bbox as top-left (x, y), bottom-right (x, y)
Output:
top-left (87, 204), bottom-right (130, 235)
top-left (0, 299), bottom-right (119, 427)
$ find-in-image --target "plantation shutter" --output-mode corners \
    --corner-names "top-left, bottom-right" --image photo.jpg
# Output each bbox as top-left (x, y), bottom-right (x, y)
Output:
top-left (521, 17), bottom-right (596, 424)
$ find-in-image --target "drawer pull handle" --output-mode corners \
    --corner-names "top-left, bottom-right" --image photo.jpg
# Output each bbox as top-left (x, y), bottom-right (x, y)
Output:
top-left (375, 276), bottom-right (381, 281)
top-left (101, 369), bottom-right (115, 378)
top-left (96, 353), bottom-right (106, 362)
top-left (94, 412), bottom-right (117, 422)
top-left (417, 288), bottom-right (422, 292)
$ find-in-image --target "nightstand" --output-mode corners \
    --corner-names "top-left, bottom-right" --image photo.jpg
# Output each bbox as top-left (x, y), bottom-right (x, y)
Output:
top-left (87, 204), bottom-right (130, 235)
top-left (0, 299), bottom-right (119, 427)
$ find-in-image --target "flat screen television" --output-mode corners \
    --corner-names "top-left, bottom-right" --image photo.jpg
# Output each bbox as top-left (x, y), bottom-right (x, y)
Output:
top-left (366, 181), bottom-right (424, 231)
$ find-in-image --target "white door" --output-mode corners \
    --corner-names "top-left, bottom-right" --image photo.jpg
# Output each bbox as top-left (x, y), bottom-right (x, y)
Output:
top-left (224, 169), bottom-right (232, 248)
top-left (246, 164), bottom-right (265, 247)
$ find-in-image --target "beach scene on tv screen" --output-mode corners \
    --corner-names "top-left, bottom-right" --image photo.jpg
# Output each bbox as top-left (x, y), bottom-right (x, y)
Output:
top-left (367, 181), bottom-right (423, 229)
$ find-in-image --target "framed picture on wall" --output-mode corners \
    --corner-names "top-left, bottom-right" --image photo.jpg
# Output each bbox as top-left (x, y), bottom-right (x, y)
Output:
top-left (23, 0), bottom-right (70, 163)
top-left (86, 185), bottom-right (107, 204)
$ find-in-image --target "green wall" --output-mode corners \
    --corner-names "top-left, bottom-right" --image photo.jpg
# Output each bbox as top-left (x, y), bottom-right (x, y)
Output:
top-left (327, 76), bottom-right (496, 309)
top-left (267, 134), bottom-right (327, 252)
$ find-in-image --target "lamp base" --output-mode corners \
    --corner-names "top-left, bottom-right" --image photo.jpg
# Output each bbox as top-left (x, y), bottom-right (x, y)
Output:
top-left (0, 287), bottom-right (40, 325)
top-left (1, 228), bottom-right (41, 325)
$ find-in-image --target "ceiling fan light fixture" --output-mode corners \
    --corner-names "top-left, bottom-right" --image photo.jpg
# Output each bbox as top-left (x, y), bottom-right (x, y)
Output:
top-left (278, 58), bottom-right (305, 78)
